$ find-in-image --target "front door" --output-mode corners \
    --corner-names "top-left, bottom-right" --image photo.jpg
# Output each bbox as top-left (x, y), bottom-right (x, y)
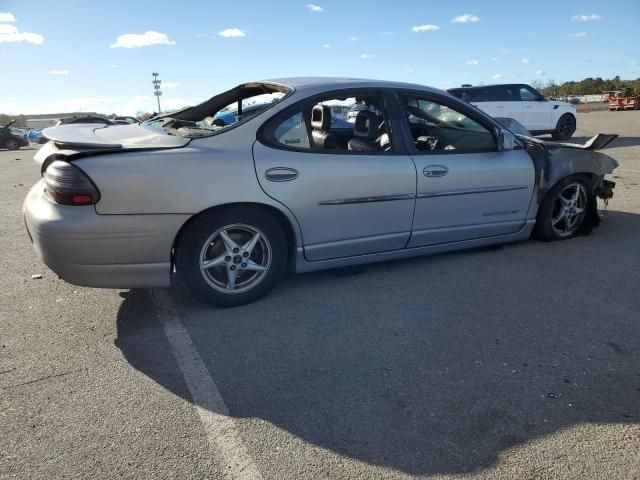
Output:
top-left (394, 91), bottom-right (535, 247)
top-left (519, 85), bottom-right (551, 131)
top-left (253, 90), bottom-right (417, 261)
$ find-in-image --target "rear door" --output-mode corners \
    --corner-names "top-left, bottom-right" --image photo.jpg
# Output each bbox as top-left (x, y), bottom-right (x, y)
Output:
top-left (394, 90), bottom-right (534, 247)
top-left (253, 89), bottom-right (417, 262)
top-left (490, 85), bottom-right (524, 123)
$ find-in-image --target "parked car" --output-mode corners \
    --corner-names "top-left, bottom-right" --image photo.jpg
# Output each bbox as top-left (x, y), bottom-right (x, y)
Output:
top-left (56, 115), bottom-right (117, 126)
top-left (448, 83), bottom-right (577, 140)
top-left (1, 121), bottom-right (29, 150)
top-left (212, 102), bottom-right (272, 126)
top-left (24, 77), bottom-right (617, 307)
top-left (112, 116), bottom-right (139, 125)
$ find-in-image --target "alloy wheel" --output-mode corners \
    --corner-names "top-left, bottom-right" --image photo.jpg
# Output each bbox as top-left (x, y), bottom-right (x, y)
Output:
top-left (6, 139), bottom-right (18, 150)
top-left (199, 223), bottom-right (272, 294)
top-left (551, 183), bottom-right (587, 238)
top-left (558, 116), bottom-right (575, 139)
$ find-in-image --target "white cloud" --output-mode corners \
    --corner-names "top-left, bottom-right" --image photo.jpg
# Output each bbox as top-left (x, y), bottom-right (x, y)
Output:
top-left (568, 32), bottom-right (587, 38)
top-left (452, 14), bottom-right (479, 23)
top-left (572, 14), bottom-right (600, 22)
top-left (162, 82), bottom-right (180, 89)
top-left (382, 31), bottom-right (393, 36)
top-left (0, 23), bottom-right (44, 44)
top-left (407, 67), bottom-right (414, 73)
top-left (360, 53), bottom-right (375, 59)
top-left (0, 24), bottom-right (17, 34)
top-left (0, 13), bottom-right (16, 22)
top-left (48, 70), bottom-right (70, 75)
top-left (218, 28), bottom-right (245, 38)
top-left (492, 73), bottom-right (503, 80)
top-left (535, 69), bottom-right (545, 76)
top-left (631, 60), bottom-right (638, 66)
top-left (412, 24), bottom-right (439, 32)
top-left (466, 59), bottom-right (479, 65)
top-left (110, 31), bottom-right (175, 48)
top-left (306, 4), bottom-right (323, 12)
top-left (521, 57), bottom-right (531, 64)
top-left (322, 43), bottom-right (331, 48)
top-left (349, 36), bottom-right (358, 41)
top-left (491, 57), bottom-right (498, 61)
top-left (111, 64), bottom-right (118, 68)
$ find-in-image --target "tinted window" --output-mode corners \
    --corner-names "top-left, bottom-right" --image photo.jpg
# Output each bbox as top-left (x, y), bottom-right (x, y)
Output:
top-left (519, 86), bottom-right (539, 101)
top-left (492, 85), bottom-right (519, 101)
top-left (399, 94), bottom-right (497, 153)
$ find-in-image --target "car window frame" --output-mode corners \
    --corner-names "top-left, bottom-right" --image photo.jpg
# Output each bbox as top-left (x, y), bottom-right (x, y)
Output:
top-left (390, 88), bottom-right (501, 156)
top-left (257, 88), bottom-right (408, 156)
top-left (518, 84), bottom-right (543, 102)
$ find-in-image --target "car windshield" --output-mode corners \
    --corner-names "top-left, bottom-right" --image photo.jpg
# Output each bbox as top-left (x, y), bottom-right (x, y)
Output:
top-left (144, 82), bottom-right (290, 138)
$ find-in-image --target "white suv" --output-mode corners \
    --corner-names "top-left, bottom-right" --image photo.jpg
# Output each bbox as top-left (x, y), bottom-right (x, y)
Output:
top-left (448, 83), bottom-right (577, 140)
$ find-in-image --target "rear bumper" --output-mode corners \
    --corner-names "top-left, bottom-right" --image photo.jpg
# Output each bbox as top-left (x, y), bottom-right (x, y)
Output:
top-left (23, 180), bottom-right (189, 288)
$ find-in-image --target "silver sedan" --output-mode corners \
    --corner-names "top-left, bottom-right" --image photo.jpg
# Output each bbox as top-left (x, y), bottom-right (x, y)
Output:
top-left (24, 77), bottom-right (618, 307)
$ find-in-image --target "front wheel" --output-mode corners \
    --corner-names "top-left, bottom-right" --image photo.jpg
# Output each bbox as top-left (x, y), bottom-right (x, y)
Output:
top-left (5, 138), bottom-right (20, 150)
top-left (176, 207), bottom-right (288, 307)
top-left (533, 176), bottom-right (592, 241)
top-left (551, 114), bottom-right (576, 140)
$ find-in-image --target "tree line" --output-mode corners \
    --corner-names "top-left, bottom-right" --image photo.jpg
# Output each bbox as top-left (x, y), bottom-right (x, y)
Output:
top-left (531, 76), bottom-right (640, 97)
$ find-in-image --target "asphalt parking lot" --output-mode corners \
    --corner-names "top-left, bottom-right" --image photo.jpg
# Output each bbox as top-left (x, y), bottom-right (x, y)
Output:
top-left (1, 110), bottom-right (639, 479)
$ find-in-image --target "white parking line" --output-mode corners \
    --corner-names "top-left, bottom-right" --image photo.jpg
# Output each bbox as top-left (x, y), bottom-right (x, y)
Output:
top-left (618, 168), bottom-right (640, 173)
top-left (152, 289), bottom-right (262, 480)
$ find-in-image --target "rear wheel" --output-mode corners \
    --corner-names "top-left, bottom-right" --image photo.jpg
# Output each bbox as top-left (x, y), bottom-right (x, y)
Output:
top-left (551, 114), bottom-right (576, 140)
top-left (533, 176), bottom-right (592, 241)
top-left (5, 138), bottom-right (20, 150)
top-left (176, 207), bottom-right (287, 307)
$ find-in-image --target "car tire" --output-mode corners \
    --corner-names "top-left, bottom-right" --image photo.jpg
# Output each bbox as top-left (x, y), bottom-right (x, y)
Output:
top-left (5, 138), bottom-right (20, 150)
top-left (176, 206), bottom-right (288, 307)
top-left (551, 114), bottom-right (576, 141)
top-left (533, 175), bottom-right (593, 241)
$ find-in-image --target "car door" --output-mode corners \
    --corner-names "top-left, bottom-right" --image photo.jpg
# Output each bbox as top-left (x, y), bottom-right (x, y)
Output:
top-left (253, 90), bottom-right (417, 262)
top-left (519, 85), bottom-right (551, 131)
top-left (394, 90), bottom-right (535, 247)
top-left (489, 85), bottom-right (524, 124)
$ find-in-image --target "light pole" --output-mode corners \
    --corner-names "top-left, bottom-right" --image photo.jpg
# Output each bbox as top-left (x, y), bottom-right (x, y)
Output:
top-left (152, 72), bottom-right (162, 113)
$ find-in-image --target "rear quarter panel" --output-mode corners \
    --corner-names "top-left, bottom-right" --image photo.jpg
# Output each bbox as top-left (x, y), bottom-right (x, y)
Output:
top-left (74, 126), bottom-right (302, 247)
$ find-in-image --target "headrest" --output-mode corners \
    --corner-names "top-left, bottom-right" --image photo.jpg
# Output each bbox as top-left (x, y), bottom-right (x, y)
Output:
top-left (311, 104), bottom-right (331, 131)
top-left (353, 110), bottom-right (379, 140)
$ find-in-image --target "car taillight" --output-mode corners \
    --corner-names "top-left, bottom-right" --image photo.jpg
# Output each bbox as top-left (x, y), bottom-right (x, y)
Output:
top-left (44, 160), bottom-right (100, 205)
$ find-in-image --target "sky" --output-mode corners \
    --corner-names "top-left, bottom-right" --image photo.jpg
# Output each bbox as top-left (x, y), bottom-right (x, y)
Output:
top-left (0, 0), bottom-right (638, 116)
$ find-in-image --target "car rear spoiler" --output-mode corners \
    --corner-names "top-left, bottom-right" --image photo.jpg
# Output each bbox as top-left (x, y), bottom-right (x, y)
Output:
top-left (516, 133), bottom-right (619, 151)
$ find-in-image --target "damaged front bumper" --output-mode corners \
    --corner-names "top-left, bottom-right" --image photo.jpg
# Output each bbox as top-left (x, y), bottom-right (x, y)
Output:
top-left (595, 179), bottom-right (616, 200)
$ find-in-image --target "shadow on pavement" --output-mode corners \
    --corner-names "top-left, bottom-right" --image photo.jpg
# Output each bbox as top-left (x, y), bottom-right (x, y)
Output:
top-left (116, 210), bottom-right (640, 476)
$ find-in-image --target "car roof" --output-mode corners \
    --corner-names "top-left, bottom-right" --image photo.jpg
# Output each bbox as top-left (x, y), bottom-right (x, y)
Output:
top-left (449, 83), bottom-right (528, 90)
top-left (265, 76), bottom-right (443, 93)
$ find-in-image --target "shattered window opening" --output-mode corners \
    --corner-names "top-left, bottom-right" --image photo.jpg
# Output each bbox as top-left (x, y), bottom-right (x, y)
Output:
top-left (143, 82), bottom-right (291, 139)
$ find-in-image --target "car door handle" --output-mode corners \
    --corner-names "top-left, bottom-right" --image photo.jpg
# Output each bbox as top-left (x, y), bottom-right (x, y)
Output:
top-left (265, 167), bottom-right (299, 182)
top-left (423, 165), bottom-right (449, 177)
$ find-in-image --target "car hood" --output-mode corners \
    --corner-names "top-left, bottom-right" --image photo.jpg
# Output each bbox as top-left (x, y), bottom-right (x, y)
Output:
top-left (516, 133), bottom-right (619, 151)
top-left (42, 123), bottom-right (190, 150)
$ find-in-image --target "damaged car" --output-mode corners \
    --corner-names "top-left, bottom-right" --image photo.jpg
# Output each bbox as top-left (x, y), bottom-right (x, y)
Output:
top-left (23, 77), bottom-right (618, 307)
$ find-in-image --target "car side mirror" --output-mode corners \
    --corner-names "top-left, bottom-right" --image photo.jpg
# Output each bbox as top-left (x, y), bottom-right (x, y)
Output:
top-left (498, 129), bottom-right (515, 151)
